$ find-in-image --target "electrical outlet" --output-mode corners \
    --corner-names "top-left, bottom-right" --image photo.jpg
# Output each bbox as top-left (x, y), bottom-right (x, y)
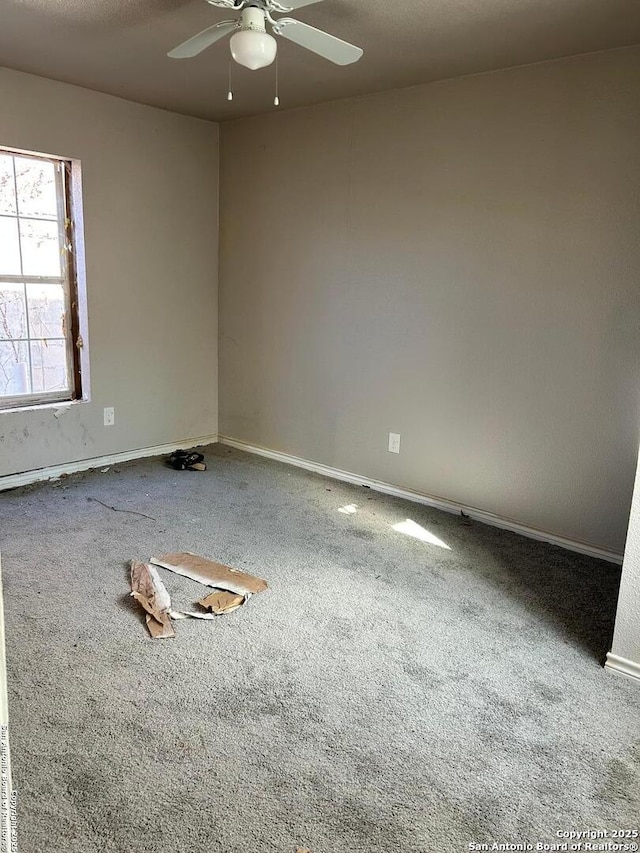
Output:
top-left (388, 432), bottom-right (401, 454)
top-left (104, 407), bottom-right (115, 427)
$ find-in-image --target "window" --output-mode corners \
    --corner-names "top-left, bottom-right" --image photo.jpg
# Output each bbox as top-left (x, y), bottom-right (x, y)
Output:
top-left (0, 148), bottom-right (84, 409)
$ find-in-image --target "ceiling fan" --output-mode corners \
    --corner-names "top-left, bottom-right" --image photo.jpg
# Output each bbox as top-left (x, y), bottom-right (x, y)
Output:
top-left (167, 0), bottom-right (364, 71)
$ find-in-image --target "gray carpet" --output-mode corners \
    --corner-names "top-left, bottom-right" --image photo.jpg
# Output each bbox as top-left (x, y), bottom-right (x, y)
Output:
top-left (1, 444), bottom-right (639, 853)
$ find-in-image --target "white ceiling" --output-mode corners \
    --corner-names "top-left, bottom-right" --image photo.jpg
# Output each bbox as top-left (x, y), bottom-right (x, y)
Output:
top-left (1, 0), bottom-right (639, 121)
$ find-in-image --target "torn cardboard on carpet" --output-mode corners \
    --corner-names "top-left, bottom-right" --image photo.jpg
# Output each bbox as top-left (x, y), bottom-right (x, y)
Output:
top-left (129, 553), bottom-right (268, 639)
top-left (130, 560), bottom-right (175, 640)
top-left (199, 590), bottom-right (246, 615)
top-left (150, 552), bottom-right (268, 596)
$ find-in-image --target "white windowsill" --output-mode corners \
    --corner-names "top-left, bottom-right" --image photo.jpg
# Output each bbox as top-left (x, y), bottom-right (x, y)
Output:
top-left (0, 397), bottom-right (89, 416)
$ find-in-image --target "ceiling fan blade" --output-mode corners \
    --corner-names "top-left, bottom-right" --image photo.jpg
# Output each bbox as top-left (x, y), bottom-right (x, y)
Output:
top-left (168, 20), bottom-right (238, 59)
top-left (273, 18), bottom-right (363, 65)
top-left (271, 0), bottom-right (325, 9)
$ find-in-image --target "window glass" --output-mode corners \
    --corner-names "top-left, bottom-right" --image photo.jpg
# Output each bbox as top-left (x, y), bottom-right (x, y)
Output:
top-left (0, 150), bottom-right (81, 408)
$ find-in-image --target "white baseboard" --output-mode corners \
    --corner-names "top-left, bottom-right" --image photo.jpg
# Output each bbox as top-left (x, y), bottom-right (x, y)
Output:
top-left (605, 653), bottom-right (640, 684)
top-left (219, 435), bottom-right (623, 565)
top-left (0, 434), bottom-right (219, 492)
top-left (2, 431), bottom-right (623, 565)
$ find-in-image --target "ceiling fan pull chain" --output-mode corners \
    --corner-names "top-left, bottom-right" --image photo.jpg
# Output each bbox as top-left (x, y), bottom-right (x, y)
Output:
top-left (274, 56), bottom-right (280, 106)
top-left (227, 59), bottom-right (234, 101)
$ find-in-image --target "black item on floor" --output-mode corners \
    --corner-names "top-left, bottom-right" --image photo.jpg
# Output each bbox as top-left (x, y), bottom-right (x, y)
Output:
top-left (167, 450), bottom-right (205, 471)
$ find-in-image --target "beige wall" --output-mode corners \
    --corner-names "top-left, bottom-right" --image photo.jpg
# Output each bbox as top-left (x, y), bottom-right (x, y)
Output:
top-left (0, 68), bottom-right (219, 477)
top-left (219, 46), bottom-right (640, 555)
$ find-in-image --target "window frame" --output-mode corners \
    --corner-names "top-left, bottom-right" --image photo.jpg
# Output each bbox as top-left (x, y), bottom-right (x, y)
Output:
top-left (0, 148), bottom-right (84, 411)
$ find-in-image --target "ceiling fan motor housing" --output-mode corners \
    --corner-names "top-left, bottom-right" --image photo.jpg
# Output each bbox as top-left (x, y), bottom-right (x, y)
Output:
top-left (240, 6), bottom-right (268, 31)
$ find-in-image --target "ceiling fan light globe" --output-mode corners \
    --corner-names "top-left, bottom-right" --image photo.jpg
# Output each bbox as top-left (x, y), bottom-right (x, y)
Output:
top-left (230, 30), bottom-right (277, 70)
